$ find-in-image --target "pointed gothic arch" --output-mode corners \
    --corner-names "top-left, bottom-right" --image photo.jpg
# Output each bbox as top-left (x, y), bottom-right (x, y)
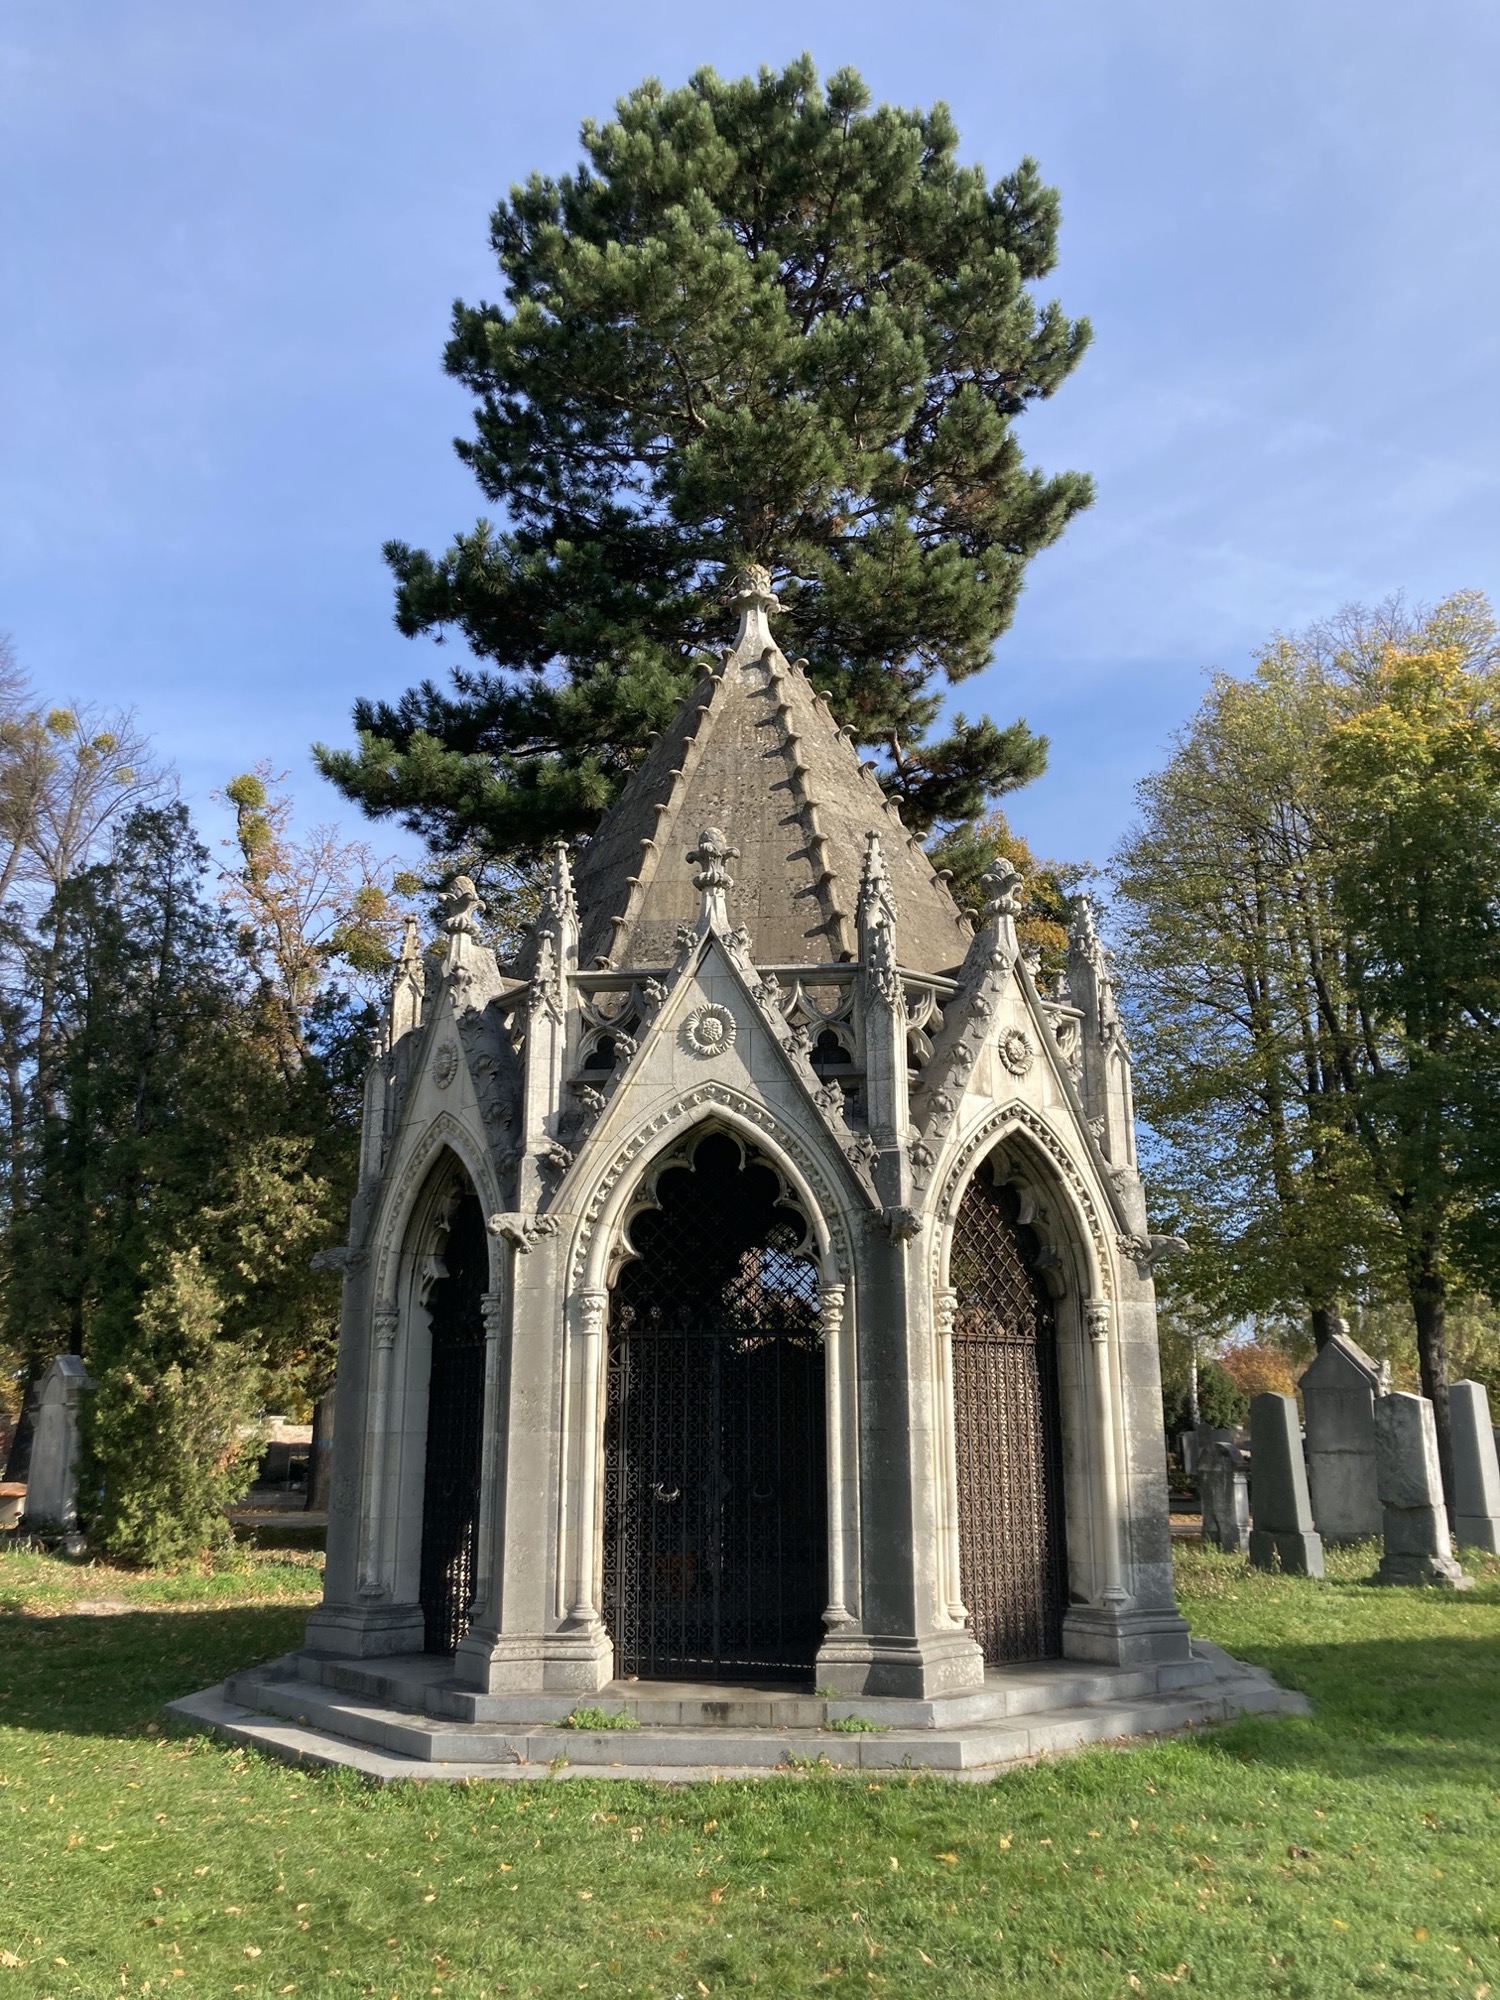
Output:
top-left (600, 1126), bottom-right (829, 1680)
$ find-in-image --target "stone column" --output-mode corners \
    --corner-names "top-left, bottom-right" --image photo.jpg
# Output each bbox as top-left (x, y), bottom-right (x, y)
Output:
top-left (815, 1223), bottom-right (984, 1699)
top-left (1374, 1392), bottom-right (1473, 1587)
top-left (564, 1288), bottom-right (609, 1630)
top-left (931, 1286), bottom-right (966, 1625)
top-left (1248, 1392), bottom-right (1324, 1576)
top-left (454, 1229), bottom-right (614, 1693)
top-left (820, 1282), bottom-right (858, 1633)
top-left (357, 1309), bottom-right (401, 1596)
top-left (1451, 1380), bottom-right (1500, 1553)
top-left (467, 1287), bottom-right (508, 1625)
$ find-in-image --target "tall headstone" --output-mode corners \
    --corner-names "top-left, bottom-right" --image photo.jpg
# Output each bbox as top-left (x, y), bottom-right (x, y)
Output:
top-left (1449, 1380), bottom-right (1500, 1554)
top-left (23, 1356), bottom-right (92, 1531)
top-left (1299, 1333), bottom-right (1382, 1541)
top-left (1248, 1393), bottom-right (1324, 1576)
top-left (1373, 1392), bottom-right (1472, 1587)
top-left (1198, 1434), bottom-right (1250, 1554)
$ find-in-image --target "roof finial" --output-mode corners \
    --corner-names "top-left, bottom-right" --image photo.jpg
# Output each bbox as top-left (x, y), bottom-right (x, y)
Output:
top-left (728, 563), bottom-right (782, 658)
top-left (440, 875), bottom-right (485, 937)
top-left (687, 826), bottom-right (739, 931)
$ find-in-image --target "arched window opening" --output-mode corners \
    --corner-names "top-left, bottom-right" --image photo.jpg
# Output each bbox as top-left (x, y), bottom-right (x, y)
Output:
top-left (418, 1178), bottom-right (487, 1654)
top-left (950, 1168), bottom-right (1067, 1664)
top-left (810, 1028), bottom-right (853, 1078)
top-left (602, 1130), bottom-right (827, 1682)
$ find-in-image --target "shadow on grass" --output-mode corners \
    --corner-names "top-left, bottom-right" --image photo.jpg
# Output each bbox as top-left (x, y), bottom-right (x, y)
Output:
top-left (0, 1603), bottom-right (307, 1737)
top-left (1175, 1629), bottom-right (1500, 1792)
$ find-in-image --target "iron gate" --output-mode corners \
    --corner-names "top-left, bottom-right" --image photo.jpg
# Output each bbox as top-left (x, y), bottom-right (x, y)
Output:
top-left (419, 1187), bottom-right (487, 1654)
top-left (950, 1172), bottom-right (1067, 1664)
top-left (602, 1133), bottom-right (827, 1681)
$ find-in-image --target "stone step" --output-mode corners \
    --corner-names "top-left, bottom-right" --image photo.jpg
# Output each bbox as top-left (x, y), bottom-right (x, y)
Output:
top-left (286, 1648), bottom-right (1216, 1732)
top-left (187, 1660), bottom-right (1300, 1782)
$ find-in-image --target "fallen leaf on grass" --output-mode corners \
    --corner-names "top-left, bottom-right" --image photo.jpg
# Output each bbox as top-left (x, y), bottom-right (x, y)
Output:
top-left (936, 1853), bottom-right (958, 1865)
top-left (998, 1835), bottom-right (1012, 1850)
top-left (243, 1945), bottom-right (262, 1958)
top-left (918, 1951), bottom-right (936, 1966)
top-left (0, 1951), bottom-right (24, 1968)
top-left (1414, 1929), bottom-right (1428, 1941)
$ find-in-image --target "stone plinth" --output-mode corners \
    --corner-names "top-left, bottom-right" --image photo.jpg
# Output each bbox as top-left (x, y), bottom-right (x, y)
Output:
top-left (1450, 1380), bottom-right (1500, 1554)
top-left (1373, 1392), bottom-right (1471, 1587)
top-left (1248, 1393), bottom-right (1323, 1576)
top-left (1299, 1334), bottom-right (1381, 1541)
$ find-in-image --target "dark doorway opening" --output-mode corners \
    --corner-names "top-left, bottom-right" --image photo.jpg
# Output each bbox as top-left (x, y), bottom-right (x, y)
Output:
top-left (951, 1171), bottom-right (1068, 1664)
top-left (603, 1132), bottom-right (827, 1682)
top-left (418, 1183), bottom-right (487, 1654)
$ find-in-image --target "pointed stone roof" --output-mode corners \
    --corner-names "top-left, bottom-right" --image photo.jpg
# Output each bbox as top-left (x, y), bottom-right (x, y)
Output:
top-left (573, 570), bottom-right (975, 974)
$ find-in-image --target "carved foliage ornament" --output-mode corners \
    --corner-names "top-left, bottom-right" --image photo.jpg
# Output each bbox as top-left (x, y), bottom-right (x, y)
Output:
top-left (433, 1041), bottom-right (460, 1089)
top-left (682, 1003), bottom-right (737, 1060)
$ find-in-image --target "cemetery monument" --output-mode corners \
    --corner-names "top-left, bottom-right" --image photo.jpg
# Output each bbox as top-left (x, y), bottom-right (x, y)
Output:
top-left (190, 574), bottom-right (1301, 1770)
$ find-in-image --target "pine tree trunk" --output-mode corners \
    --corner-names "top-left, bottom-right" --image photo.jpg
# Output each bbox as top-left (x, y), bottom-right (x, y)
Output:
top-left (1410, 1253), bottom-right (1454, 1515)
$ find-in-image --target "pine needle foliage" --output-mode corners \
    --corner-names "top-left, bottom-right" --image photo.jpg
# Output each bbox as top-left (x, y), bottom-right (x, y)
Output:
top-left (318, 56), bottom-right (1092, 860)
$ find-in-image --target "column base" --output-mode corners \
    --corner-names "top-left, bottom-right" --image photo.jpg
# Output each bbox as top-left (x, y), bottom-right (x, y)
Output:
top-left (303, 1601), bottom-right (425, 1658)
top-left (454, 1625), bottom-right (616, 1695)
top-left (1063, 1603), bottom-right (1195, 1667)
top-left (1248, 1528), bottom-right (1325, 1577)
top-left (814, 1627), bottom-right (984, 1699)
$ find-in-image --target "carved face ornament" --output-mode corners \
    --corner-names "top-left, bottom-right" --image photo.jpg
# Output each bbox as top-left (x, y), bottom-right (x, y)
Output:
top-left (997, 1027), bottom-right (1034, 1077)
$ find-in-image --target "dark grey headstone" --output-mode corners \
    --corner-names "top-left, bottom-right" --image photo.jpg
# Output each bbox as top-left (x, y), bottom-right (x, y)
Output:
top-left (1248, 1392), bottom-right (1324, 1576)
top-left (1299, 1334), bottom-right (1381, 1541)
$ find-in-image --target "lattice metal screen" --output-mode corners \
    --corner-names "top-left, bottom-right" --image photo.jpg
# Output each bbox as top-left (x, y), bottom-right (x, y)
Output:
top-left (950, 1173), bottom-right (1067, 1665)
top-left (603, 1132), bottom-right (827, 1682)
top-left (419, 1188), bottom-right (487, 1654)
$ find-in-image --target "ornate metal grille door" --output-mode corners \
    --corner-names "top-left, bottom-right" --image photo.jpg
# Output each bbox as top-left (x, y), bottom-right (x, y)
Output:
top-left (419, 1188), bottom-right (487, 1654)
top-left (951, 1174), bottom-right (1067, 1664)
top-left (603, 1132), bottom-right (827, 1681)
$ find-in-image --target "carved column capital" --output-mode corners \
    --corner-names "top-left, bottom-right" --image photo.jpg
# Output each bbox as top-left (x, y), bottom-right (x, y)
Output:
top-left (934, 1286), bottom-right (958, 1340)
top-left (1085, 1298), bottom-right (1112, 1344)
top-left (480, 1290), bottom-right (506, 1341)
top-left (820, 1281), bottom-right (846, 1340)
top-left (577, 1288), bottom-right (609, 1340)
top-left (373, 1309), bottom-right (400, 1351)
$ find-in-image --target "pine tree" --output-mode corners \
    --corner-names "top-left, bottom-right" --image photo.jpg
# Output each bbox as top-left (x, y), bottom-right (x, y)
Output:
top-left (317, 57), bottom-right (1091, 860)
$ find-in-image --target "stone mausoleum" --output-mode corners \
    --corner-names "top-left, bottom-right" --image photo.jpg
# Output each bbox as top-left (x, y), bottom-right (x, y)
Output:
top-left (191, 573), bottom-right (1297, 1771)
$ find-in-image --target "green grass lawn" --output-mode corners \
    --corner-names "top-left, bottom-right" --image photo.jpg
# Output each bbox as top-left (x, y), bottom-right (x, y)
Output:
top-left (2, 1540), bottom-right (1498, 1999)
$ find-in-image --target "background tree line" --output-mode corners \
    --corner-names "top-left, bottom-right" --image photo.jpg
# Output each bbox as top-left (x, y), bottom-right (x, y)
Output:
top-left (0, 648), bottom-right (416, 1562)
top-left (1114, 591), bottom-right (1500, 1499)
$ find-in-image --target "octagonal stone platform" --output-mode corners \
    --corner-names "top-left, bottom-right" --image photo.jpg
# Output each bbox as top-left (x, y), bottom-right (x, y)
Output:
top-left (168, 1641), bottom-right (1306, 1784)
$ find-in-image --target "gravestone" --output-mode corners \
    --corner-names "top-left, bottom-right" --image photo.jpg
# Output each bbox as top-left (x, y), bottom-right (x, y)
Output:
top-left (1449, 1380), bottom-right (1500, 1553)
top-left (1248, 1393), bottom-right (1324, 1575)
top-left (23, 1355), bottom-right (92, 1531)
top-left (1373, 1392), bottom-right (1472, 1587)
top-left (1299, 1333), bottom-right (1381, 1541)
top-left (1198, 1434), bottom-right (1250, 1553)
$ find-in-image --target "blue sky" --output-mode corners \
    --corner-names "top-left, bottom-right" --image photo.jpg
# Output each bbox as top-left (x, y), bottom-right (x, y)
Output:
top-left (3, 1), bottom-right (1497, 879)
